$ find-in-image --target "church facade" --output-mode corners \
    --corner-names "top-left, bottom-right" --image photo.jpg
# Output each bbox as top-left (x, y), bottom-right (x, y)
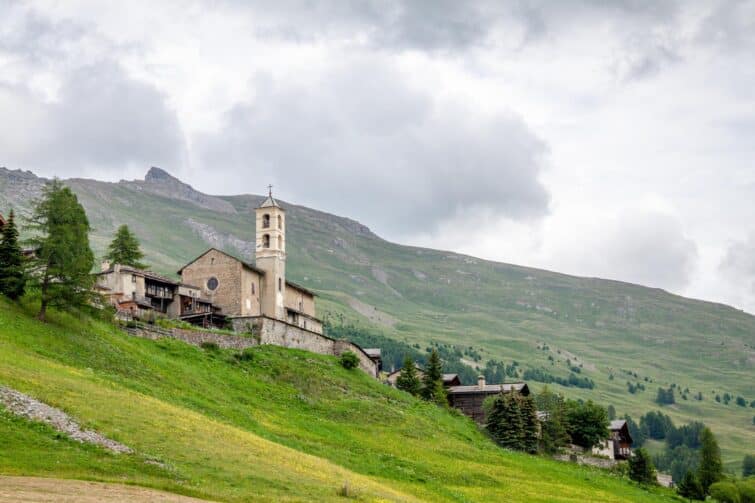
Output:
top-left (178, 192), bottom-right (323, 334)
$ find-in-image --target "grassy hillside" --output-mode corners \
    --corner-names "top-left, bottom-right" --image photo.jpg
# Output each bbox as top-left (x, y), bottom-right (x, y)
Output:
top-left (1, 167), bottom-right (753, 471)
top-left (0, 299), bottom-right (683, 502)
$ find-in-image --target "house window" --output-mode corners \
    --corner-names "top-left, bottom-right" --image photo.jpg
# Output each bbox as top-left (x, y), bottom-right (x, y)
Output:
top-left (278, 277), bottom-right (282, 292)
top-left (207, 277), bottom-right (219, 291)
top-left (262, 214), bottom-right (270, 228)
top-left (277, 215), bottom-right (282, 229)
top-left (251, 283), bottom-right (255, 295)
top-left (262, 234), bottom-right (270, 248)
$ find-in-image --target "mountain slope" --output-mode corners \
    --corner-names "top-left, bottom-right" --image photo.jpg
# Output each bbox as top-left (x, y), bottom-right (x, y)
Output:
top-left (1, 167), bottom-right (753, 470)
top-left (0, 299), bottom-right (676, 502)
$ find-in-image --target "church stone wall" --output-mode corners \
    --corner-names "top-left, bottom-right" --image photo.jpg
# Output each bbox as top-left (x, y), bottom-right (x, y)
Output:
top-left (181, 249), bottom-right (243, 316)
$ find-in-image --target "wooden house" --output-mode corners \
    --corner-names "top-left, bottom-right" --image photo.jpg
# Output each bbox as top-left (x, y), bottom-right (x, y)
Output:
top-left (592, 420), bottom-right (633, 460)
top-left (446, 376), bottom-right (530, 424)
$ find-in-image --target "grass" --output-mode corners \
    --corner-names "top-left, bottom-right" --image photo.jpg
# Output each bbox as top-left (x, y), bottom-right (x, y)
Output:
top-left (0, 298), bottom-right (678, 502)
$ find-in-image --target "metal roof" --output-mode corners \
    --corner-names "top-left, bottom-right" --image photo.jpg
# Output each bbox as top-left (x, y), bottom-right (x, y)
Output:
top-left (609, 420), bottom-right (627, 431)
top-left (446, 382), bottom-right (529, 395)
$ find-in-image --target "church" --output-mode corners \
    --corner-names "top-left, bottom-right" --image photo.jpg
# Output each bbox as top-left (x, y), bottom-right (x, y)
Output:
top-left (178, 190), bottom-right (322, 334)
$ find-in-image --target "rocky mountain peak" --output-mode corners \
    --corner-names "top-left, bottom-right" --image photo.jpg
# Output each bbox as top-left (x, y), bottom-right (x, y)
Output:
top-left (144, 166), bottom-right (180, 184)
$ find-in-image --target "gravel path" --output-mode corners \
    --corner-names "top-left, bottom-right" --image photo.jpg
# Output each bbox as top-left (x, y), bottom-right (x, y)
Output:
top-left (0, 386), bottom-right (133, 454)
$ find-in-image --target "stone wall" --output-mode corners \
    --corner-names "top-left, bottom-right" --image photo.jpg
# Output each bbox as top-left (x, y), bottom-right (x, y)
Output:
top-left (126, 317), bottom-right (379, 378)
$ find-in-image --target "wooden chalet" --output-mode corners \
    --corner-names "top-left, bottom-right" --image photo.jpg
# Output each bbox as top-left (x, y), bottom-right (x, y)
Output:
top-left (593, 420), bottom-right (633, 460)
top-left (446, 376), bottom-right (530, 424)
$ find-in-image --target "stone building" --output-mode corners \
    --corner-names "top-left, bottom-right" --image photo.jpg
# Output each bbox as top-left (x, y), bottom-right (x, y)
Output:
top-left (178, 192), bottom-right (322, 334)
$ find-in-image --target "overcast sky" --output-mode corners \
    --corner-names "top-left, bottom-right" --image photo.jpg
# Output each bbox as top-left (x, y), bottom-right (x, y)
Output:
top-left (2, 0), bottom-right (754, 312)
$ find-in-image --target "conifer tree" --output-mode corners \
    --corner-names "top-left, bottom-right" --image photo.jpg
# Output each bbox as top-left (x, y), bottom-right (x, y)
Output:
top-left (677, 471), bottom-right (705, 501)
top-left (487, 392), bottom-right (524, 450)
top-left (396, 356), bottom-right (421, 397)
top-left (26, 180), bottom-right (94, 321)
top-left (105, 224), bottom-right (147, 269)
top-left (0, 210), bottom-right (26, 300)
top-left (697, 427), bottom-right (722, 495)
top-left (519, 394), bottom-right (539, 453)
top-left (628, 448), bottom-right (656, 485)
top-left (421, 348), bottom-right (443, 401)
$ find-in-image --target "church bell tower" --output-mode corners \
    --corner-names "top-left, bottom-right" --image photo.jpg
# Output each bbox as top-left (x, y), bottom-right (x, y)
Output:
top-left (255, 186), bottom-right (286, 320)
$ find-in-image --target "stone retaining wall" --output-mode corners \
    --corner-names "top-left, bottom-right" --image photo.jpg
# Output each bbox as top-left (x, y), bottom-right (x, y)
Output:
top-left (125, 319), bottom-right (379, 378)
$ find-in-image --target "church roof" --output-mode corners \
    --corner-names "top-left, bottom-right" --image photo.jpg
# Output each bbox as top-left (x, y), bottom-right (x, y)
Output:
top-left (257, 195), bottom-right (281, 209)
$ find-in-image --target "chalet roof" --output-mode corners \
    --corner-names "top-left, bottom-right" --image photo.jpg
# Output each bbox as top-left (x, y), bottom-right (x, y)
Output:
top-left (285, 280), bottom-right (317, 297)
top-left (363, 348), bottom-right (381, 359)
top-left (97, 265), bottom-right (179, 286)
top-left (609, 420), bottom-right (627, 431)
top-left (177, 248), bottom-right (265, 276)
top-left (446, 382), bottom-right (529, 396)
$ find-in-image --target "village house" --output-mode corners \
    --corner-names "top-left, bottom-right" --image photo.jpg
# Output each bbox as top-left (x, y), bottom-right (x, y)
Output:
top-left (446, 376), bottom-right (530, 424)
top-left (591, 419), bottom-right (633, 460)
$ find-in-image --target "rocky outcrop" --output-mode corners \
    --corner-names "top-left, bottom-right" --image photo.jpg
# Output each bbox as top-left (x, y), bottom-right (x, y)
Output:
top-left (0, 386), bottom-right (133, 454)
top-left (122, 167), bottom-right (237, 214)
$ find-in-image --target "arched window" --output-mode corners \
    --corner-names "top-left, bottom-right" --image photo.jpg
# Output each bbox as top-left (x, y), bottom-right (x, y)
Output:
top-left (277, 235), bottom-right (282, 249)
top-left (262, 214), bottom-right (270, 228)
top-left (262, 234), bottom-right (270, 248)
top-left (207, 277), bottom-right (219, 291)
top-left (277, 215), bottom-right (282, 229)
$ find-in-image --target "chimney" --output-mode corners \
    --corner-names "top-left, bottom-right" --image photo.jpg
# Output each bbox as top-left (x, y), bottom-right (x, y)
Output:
top-left (478, 375), bottom-right (486, 389)
top-left (100, 260), bottom-right (111, 272)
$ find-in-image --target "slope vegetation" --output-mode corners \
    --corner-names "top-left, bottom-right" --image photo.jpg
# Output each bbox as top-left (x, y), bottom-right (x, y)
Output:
top-left (1, 167), bottom-right (753, 469)
top-left (0, 299), bottom-right (675, 502)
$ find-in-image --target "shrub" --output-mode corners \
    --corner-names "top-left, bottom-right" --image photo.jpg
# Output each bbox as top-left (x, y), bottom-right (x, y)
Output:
top-left (709, 481), bottom-right (741, 503)
top-left (677, 471), bottom-right (704, 500)
top-left (234, 348), bottom-right (255, 362)
top-left (201, 341), bottom-right (219, 351)
top-left (339, 351), bottom-right (359, 370)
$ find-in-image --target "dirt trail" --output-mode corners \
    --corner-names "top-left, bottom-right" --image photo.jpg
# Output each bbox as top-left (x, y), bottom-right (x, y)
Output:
top-left (0, 476), bottom-right (211, 502)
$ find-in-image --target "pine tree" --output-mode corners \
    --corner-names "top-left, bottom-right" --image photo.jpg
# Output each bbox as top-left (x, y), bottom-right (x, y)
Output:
top-left (677, 471), bottom-right (705, 501)
top-left (421, 348), bottom-right (443, 401)
top-left (396, 356), bottom-right (421, 397)
top-left (0, 210), bottom-right (26, 300)
top-left (743, 454), bottom-right (755, 478)
top-left (628, 448), bottom-right (657, 485)
top-left (487, 392), bottom-right (524, 450)
top-left (105, 224), bottom-right (147, 269)
top-left (697, 427), bottom-right (722, 495)
top-left (26, 180), bottom-right (95, 321)
top-left (607, 404), bottom-right (616, 420)
top-left (519, 394), bottom-right (539, 453)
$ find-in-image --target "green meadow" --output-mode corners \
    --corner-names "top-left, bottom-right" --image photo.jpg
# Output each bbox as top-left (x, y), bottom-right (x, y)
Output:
top-left (0, 298), bottom-right (678, 501)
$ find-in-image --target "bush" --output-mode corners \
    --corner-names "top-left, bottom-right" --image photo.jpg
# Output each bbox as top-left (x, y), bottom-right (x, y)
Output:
top-left (201, 341), bottom-right (219, 351)
top-left (234, 348), bottom-right (255, 362)
top-left (339, 351), bottom-right (359, 370)
top-left (709, 481), bottom-right (741, 503)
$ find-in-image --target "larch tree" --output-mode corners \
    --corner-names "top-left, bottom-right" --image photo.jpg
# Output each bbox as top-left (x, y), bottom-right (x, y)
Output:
top-left (396, 356), bottom-right (421, 397)
top-left (26, 180), bottom-right (95, 321)
top-left (697, 427), bottom-right (722, 495)
top-left (105, 224), bottom-right (147, 269)
top-left (0, 210), bottom-right (26, 300)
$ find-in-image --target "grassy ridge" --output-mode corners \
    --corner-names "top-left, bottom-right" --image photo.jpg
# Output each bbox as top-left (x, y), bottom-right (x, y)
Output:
top-left (0, 299), bottom-right (676, 501)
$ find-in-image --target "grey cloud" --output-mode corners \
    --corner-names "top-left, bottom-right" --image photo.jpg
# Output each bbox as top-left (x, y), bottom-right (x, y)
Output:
top-left (0, 61), bottom-right (185, 177)
top-left (571, 211), bottom-right (698, 291)
top-left (720, 232), bottom-right (755, 294)
top-left (197, 61), bottom-right (549, 235)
